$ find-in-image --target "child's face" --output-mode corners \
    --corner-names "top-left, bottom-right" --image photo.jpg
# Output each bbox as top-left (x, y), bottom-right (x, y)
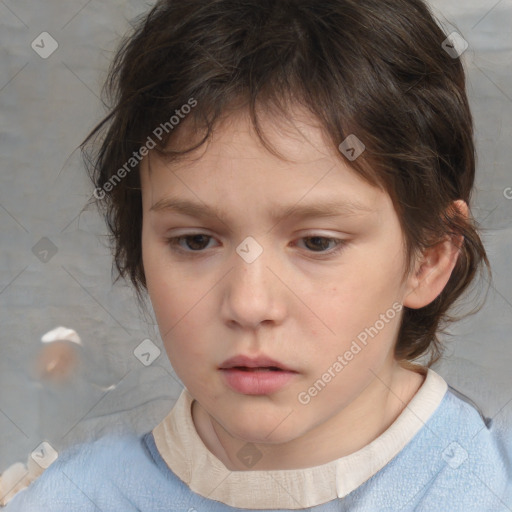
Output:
top-left (140, 107), bottom-right (415, 445)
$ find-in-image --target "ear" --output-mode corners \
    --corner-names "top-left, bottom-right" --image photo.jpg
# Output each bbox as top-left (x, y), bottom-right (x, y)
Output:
top-left (403, 200), bottom-right (468, 309)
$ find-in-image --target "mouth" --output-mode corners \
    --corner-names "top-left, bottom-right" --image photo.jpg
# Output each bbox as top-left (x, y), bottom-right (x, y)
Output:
top-left (223, 366), bottom-right (285, 372)
top-left (219, 354), bottom-right (297, 373)
top-left (219, 363), bottom-right (298, 395)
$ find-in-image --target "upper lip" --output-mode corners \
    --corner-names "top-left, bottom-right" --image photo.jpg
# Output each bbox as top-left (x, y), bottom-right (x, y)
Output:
top-left (219, 354), bottom-right (296, 372)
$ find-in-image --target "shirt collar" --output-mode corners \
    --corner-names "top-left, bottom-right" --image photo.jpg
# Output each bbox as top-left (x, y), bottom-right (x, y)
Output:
top-left (152, 367), bottom-right (448, 509)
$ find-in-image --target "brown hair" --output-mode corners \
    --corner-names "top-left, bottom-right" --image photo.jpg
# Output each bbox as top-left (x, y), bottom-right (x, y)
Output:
top-left (81, 0), bottom-right (490, 367)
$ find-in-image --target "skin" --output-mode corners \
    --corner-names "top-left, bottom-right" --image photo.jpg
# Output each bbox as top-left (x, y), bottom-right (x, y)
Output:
top-left (140, 106), bottom-right (465, 471)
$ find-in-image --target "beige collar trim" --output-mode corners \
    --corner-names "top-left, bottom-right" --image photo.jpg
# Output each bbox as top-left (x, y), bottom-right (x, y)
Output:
top-left (152, 368), bottom-right (448, 509)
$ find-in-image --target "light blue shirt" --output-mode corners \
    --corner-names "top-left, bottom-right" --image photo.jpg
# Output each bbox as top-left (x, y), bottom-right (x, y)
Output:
top-left (5, 387), bottom-right (512, 511)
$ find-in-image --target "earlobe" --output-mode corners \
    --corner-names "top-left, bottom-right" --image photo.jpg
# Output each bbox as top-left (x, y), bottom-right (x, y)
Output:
top-left (403, 200), bottom-right (467, 310)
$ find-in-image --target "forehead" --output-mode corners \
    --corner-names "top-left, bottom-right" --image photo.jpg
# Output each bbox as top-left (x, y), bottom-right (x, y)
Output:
top-left (150, 106), bottom-right (337, 169)
top-left (140, 107), bottom-right (391, 221)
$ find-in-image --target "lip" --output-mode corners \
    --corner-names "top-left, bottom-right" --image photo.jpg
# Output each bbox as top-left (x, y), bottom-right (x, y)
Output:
top-left (219, 354), bottom-right (295, 372)
top-left (220, 368), bottom-right (297, 395)
top-left (219, 354), bottom-right (298, 395)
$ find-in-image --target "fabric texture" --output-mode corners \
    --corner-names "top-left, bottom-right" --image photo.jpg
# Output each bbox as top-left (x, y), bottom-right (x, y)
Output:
top-left (4, 369), bottom-right (512, 511)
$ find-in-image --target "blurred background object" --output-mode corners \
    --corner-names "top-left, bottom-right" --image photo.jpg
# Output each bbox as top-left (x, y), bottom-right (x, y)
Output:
top-left (33, 326), bottom-right (82, 384)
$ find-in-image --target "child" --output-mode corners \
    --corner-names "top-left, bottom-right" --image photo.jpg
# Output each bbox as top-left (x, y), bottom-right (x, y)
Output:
top-left (5, 0), bottom-right (512, 510)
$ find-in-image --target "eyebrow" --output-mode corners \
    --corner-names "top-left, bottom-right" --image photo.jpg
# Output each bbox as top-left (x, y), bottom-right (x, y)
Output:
top-left (149, 196), bottom-right (374, 223)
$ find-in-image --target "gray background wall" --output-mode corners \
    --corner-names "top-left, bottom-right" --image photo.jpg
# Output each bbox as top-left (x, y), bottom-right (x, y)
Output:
top-left (1, 0), bottom-right (511, 472)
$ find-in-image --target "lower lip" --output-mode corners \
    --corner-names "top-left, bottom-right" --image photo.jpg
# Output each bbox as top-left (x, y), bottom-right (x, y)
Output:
top-left (219, 368), bottom-right (297, 395)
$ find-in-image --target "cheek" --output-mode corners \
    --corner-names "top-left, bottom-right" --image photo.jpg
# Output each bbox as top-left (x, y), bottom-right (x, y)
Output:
top-left (316, 272), bottom-right (395, 327)
top-left (306, 258), bottom-right (404, 364)
top-left (142, 242), bottom-right (187, 348)
top-left (142, 235), bottom-right (191, 323)
top-left (143, 263), bottom-right (212, 369)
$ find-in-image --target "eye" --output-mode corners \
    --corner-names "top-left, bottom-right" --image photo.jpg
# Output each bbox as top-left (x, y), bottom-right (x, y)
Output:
top-left (165, 233), bottom-right (346, 257)
top-left (295, 236), bottom-right (346, 256)
top-left (166, 234), bottom-right (216, 254)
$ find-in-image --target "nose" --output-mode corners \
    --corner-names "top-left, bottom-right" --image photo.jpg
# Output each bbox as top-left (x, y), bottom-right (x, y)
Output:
top-left (221, 241), bottom-right (287, 329)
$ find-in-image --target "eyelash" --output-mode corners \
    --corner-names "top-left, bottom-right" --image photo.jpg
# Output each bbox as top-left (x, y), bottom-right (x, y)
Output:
top-left (165, 234), bottom-right (347, 258)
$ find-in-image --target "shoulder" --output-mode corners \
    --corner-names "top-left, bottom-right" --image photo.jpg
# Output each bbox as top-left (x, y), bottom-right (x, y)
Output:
top-left (4, 433), bottom-right (156, 512)
top-left (438, 386), bottom-right (512, 457)
top-left (412, 386), bottom-right (512, 510)
top-left (357, 383), bottom-right (512, 511)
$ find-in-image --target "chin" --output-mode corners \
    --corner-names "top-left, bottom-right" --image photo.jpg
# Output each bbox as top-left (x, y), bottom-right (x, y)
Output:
top-left (217, 409), bottom-right (304, 446)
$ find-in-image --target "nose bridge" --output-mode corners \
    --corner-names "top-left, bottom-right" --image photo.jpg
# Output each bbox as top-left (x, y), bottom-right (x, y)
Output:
top-left (224, 235), bottom-right (284, 326)
top-left (233, 236), bottom-right (272, 298)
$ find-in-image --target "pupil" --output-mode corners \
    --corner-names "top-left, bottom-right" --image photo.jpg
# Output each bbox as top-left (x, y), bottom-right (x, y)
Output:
top-left (306, 237), bottom-right (329, 251)
top-left (188, 235), bottom-right (209, 250)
